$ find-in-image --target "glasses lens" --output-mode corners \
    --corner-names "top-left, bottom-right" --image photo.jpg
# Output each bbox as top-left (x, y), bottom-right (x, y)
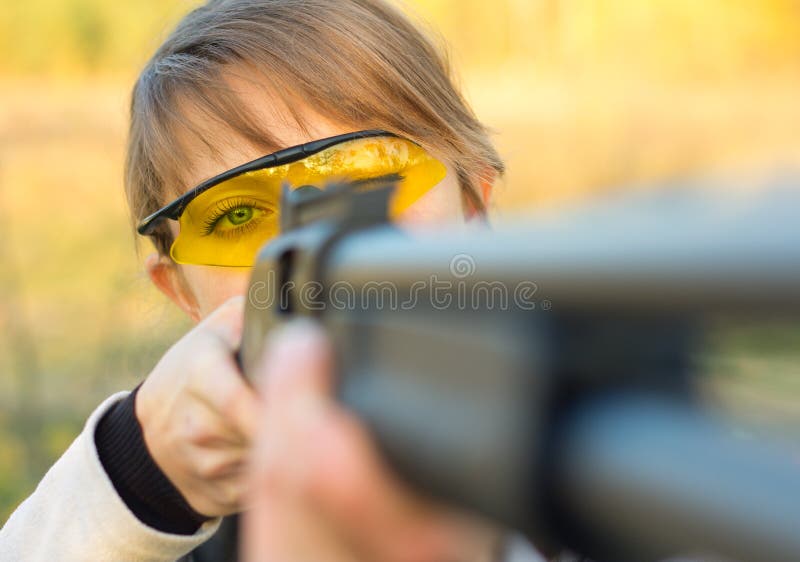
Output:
top-left (170, 136), bottom-right (446, 266)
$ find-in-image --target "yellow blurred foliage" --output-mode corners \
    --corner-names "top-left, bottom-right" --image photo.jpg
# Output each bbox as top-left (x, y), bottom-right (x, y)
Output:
top-left (3, 0), bottom-right (800, 80)
top-left (1, 0), bottom-right (800, 520)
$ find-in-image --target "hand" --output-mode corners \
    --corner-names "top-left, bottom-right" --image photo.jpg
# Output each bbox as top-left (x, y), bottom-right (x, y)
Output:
top-left (243, 321), bottom-right (500, 562)
top-left (136, 296), bottom-right (260, 517)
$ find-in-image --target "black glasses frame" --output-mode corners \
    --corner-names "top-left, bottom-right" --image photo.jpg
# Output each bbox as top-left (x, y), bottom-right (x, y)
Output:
top-left (136, 129), bottom-right (396, 235)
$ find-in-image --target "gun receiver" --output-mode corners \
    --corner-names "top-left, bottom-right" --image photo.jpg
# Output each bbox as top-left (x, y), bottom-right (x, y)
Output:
top-left (241, 181), bottom-right (800, 562)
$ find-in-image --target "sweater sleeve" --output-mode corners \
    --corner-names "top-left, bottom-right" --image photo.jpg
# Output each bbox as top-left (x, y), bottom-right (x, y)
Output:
top-left (95, 387), bottom-right (210, 535)
top-left (0, 392), bottom-right (221, 562)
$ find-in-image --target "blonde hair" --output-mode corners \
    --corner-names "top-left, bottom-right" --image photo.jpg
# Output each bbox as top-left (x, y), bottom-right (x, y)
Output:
top-left (125, 0), bottom-right (504, 256)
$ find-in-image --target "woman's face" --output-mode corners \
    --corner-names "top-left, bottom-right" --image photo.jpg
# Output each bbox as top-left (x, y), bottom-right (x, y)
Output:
top-left (150, 75), bottom-right (472, 321)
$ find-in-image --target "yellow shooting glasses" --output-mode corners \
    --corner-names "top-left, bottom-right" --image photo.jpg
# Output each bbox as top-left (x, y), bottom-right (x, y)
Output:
top-left (136, 130), bottom-right (447, 267)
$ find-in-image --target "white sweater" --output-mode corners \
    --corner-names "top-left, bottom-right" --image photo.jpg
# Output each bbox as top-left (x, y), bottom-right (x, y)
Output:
top-left (0, 393), bottom-right (221, 562)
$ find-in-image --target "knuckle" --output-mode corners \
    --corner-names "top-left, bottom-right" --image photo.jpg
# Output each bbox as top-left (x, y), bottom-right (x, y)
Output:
top-left (196, 458), bottom-right (224, 480)
top-left (183, 414), bottom-right (217, 447)
top-left (217, 386), bottom-right (241, 420)
top-left (176, 346), bottom-right (205, 384)
top-left (220, 458), bottom-right (243, 480)
top-left (195, 451), bottom-right (243, 481)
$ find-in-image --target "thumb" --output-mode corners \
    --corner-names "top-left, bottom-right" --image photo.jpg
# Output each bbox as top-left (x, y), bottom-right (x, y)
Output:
top-left (257, 319), bottom-right (333, 408)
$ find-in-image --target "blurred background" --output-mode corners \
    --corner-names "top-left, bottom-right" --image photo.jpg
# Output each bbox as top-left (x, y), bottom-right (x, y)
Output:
top-left (1, 0), bottom-right (800, 521)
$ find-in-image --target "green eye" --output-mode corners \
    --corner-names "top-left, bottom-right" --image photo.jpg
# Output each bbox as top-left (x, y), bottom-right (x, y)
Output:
top-left (226, 206), bottom-right (253, 226)
top-left (200, 198), bottom-right (271, 239)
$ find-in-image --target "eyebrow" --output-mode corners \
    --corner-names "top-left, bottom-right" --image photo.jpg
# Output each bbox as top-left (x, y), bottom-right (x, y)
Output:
top-left (137, 129), bottom-right (396, 235)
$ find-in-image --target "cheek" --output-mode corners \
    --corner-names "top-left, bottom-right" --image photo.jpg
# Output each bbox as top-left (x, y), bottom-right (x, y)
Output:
top-left (395, 164), bottom-right (465, 229)
top-left (181, 265), bottom-right (252, 318)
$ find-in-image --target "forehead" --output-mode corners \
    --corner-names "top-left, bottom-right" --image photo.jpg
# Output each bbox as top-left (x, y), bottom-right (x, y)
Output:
top-left (170, 70), bottom-right (356, 201)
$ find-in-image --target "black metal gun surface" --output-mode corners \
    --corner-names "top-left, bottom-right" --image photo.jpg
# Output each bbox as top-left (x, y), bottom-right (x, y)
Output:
top-left (240, 180), bottom-right (800, 562)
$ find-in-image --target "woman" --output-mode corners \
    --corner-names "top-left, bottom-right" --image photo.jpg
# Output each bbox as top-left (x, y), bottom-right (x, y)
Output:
top-left (1, 1), bottom-right (540, 560)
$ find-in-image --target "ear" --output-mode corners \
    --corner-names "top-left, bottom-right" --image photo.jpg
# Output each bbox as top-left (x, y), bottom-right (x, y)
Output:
top-left (466, 168), bottom-right (496, 220)
top-left (479, 174), bottom-right (494, 207)
top-left (145, 253), bottom-right (202, 322)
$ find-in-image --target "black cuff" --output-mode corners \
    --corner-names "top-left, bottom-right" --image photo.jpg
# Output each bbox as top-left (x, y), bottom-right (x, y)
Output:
top-left (94, 387), bottom-right (210, 535)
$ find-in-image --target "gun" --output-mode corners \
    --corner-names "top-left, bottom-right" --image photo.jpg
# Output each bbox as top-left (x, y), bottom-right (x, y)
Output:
top-left (239, 179), bottom-right (800, 562)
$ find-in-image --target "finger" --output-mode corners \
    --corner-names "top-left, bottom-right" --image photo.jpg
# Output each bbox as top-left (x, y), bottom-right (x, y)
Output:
top-left (173, 396), bottom-right (245, 450)
top-left (247, 321), bottom-right (335, 505)
top-left (186, 305), bottom-right (261, 440)
top-left (307, 408), bottom-right (464, 562)
top-left (191, 446), bottom-right (247, 481)
top-left (201, 295), bottom-right (246, 350)
top-left (258, 319), bottom-right (333, 408)
top-left (255, 321), bottom-right (443, 556)
top-left (243, 404), bottom-right (360, 562)
top-left (243, 485), bottom-right (360, 562)
top-left (188, 362), bottom-right (261, 442)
